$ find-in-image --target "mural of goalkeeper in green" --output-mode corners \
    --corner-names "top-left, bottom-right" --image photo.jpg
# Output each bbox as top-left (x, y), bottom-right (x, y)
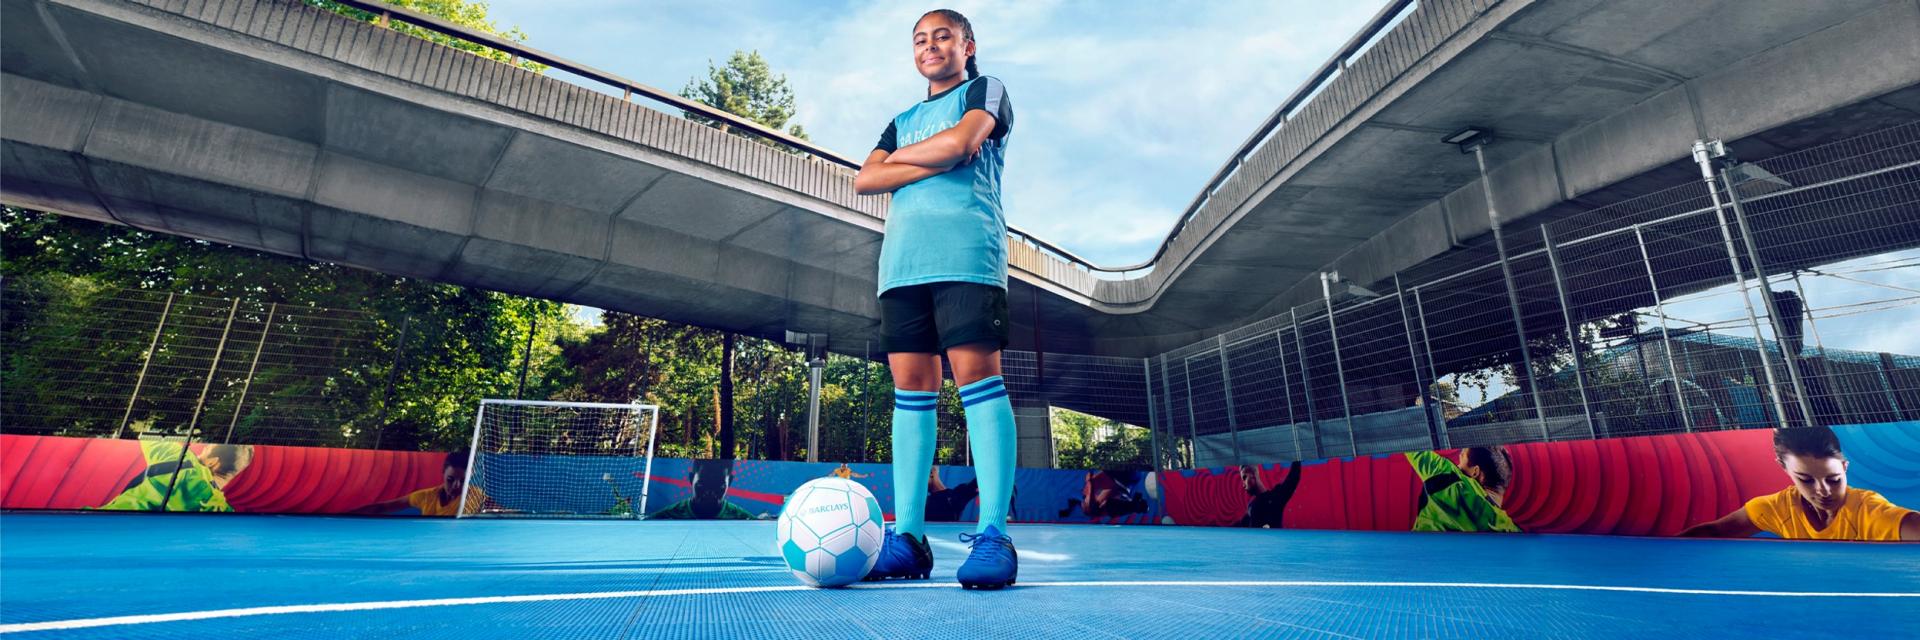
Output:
top-left (647, 459), bottom-right (755, 520)
top-left (1405, 447), bottom-right (1520, 533)
top-left (94, 441), bottom-right (252, 512)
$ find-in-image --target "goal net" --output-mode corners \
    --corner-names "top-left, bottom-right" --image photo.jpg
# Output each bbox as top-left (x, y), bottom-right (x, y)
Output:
top-left (460, 399), bottom-right (660, 519)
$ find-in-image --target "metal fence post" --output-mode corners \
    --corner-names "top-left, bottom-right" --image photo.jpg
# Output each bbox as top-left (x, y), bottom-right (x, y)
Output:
top-left (1216, 335), bottom-right (1242, 464)
top-left (860, 341), bottom-right (872, 463)
top-left (372, 315), bottom-right (413, 450)
top-left (1159, 357), bottom-right (1179, 468)
top-left (1320, 274), bottom-right (1359, 456)
top-left (1692, 139), bottom-right (1792, 426)
top-left (1143, 357), bottom-right (1163, 474)
top-left (1542, 228), bottom-right (1597, 438)
top-left (116, 292), bottom-right (174, 439)
top-left (1275, 330), bottom-right (1302, 459)
top-left (1718, 163), bottom-right (1818, 425)
top-left (1291, 309), bottom-right (1325, 458)
top-left (515, 310), bottom-right (539, 399)
top-left (1182, 357), bottom-right (1199, 465)
top-left (1632, 226), bottom-right (1696, 432)
top-left (158, 297), bottom-right (239, 511)
top-left (1411, 288), bottom-right (1449, 448)
top-left (1395, 275), bottom-right (1443, 449)
top-left (1471, 145), bottom-right (1551, 439)
top-left (224, 302), bottom-right (277, 444)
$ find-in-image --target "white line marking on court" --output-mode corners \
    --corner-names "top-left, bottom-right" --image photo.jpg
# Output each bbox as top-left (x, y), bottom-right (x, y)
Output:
top-left (4, 581), bottom-right (1916, 634)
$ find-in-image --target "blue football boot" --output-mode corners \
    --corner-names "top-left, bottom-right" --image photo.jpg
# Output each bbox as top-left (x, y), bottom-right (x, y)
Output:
top-left (956, 525), bottom-right (1017, 590)
top-left (863, 527), bottom-right (933, 581)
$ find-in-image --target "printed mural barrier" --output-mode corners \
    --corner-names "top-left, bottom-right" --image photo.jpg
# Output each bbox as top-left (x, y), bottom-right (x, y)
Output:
top-left (4, 421), bottom-right (1915, 541)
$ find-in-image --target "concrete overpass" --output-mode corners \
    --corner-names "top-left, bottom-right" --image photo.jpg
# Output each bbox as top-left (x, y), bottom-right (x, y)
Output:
top-left (4, 0), bottom-right (1917, 362)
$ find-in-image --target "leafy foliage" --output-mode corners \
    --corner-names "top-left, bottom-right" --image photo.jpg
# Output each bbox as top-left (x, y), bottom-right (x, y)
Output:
top-left (308, 0), bottom-right (548, 73)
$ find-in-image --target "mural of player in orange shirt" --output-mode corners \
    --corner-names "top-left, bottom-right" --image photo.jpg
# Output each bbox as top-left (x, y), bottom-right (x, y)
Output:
top-left (354, 451), bottom-right (490, 517)
top-left (1682, 426), bottom-right (1918, 541)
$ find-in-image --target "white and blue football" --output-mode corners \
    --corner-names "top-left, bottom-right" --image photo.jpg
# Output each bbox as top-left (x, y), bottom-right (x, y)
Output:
top-left (775, 477), bottom-right (884, 587)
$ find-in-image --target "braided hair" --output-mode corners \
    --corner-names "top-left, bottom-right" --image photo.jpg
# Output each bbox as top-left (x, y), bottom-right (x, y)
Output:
top-left (920, 9), bottom-right (978, 80)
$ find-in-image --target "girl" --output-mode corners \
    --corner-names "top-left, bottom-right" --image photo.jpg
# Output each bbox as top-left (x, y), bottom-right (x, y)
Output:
top-left (851, 8), bottom-right (1018, 590)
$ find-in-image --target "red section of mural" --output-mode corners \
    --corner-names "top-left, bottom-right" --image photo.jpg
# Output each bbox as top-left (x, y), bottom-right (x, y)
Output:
top-left (1158, 455), bottom-right (1419, 529)
top-left (1499, 430), bottom-right (1786, 536)
top-left (1157, 429), bottom-right (1793, 535)
top-left (0, 436), bottom-right (144, 509)
top-left (0, 435), bottom-right (445, 513)
top-left (220, 444), bottom-right (444, 513)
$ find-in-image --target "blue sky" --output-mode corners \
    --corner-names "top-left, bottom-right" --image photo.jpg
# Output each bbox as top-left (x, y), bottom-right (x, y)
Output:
top-left (485, 0), bottom-right (1389, 266)
top-left (484, 1), bottom-right (1919, 393)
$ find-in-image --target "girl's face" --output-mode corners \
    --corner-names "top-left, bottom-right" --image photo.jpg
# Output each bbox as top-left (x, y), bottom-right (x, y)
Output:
top-left (913, 15), bottom-right (971, 81)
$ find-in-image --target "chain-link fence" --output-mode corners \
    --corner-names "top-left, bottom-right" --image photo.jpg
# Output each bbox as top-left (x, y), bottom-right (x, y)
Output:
top-left (1145, 121), bottom-right (1920, 470)
top-left (0, 276), bottom-right (1156, 469)
top-left (8, 122), bottom-right (1915, 472)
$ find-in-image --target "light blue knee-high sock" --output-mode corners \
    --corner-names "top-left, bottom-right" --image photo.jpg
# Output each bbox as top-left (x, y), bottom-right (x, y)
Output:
top-left (959, 376), bottom-right (1016, 534)
top-left (890, 388), bottom-right (939, 538)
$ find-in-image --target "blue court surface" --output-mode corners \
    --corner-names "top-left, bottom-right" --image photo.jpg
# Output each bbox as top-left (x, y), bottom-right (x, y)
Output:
top-left (2, 513), bottom-right (1917, 639)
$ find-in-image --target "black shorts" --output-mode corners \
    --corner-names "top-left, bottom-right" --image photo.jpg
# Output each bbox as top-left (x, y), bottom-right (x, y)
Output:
top-left (878, 282), bottom-right (1010, 354)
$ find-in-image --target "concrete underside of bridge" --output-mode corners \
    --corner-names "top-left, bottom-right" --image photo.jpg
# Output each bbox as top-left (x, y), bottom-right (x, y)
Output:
top-left (3, 0), bottom-right (1917, 363)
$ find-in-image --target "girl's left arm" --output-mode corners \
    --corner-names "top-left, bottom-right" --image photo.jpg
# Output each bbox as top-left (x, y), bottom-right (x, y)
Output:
top-left (885, 110), bottom-right (998, 169)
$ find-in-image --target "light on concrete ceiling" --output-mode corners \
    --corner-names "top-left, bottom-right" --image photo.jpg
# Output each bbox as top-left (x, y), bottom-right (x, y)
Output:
top-left (1443, 127), bottom-right (1494, 154)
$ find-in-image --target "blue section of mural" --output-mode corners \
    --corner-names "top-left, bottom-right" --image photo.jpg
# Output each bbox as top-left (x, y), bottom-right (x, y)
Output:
top-left (1835, 421), bottom-right (1920, 508)
top-left (477, 453), bottom-right (1161, 524)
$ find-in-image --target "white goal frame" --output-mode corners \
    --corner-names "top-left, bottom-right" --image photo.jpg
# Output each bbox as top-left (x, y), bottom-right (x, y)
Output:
top-left (459, 399), bottom-right (661, 519)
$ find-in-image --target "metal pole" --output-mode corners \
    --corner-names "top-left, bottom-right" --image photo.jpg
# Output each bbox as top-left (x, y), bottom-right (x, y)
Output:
top-left (1542, 229), bottom-right (1597, 438)
top-left (636, 404), bottom-right (660, 517)
top-left (456, 403), bottom-right (487, 519)
top-left (1217, 335), bottom-right (1242, 464)
top-left (157, 297), bottom-right (239, 511)
top-left (1276, 330), bottom-right (1302, 459)
top-left (1472, 145), bottom-right (1550, 439)
top-left (1291, 309), bottom-right (1325, 458)
top-left (224, 303), bottom-right (277, 444)
top-left (1412, 288), bottom-right (1448, 448)
top-left (515, 310), bottom-right (538, 399)
top-left (1182, 358), bottom-right (1199, 465)
top-left (860, 340), bottom-right (872, 462)
top-left (1143, 357), bottom-right (1163, 474)
top-left (1320, 274), bottom-right (1358, 456)
top-left (1719, 165), bottom-right (1818, 425)
top-left (116, 292), bottom-right (174, 439)
top-left (1159, 357), bottom-right (1178, 467)
top-left (1692, 139), bottom-right (1791, 426)
top-left (372, 315), bottom-right (413, 450)
top-left (806, 354), bottom-right (824, 462)
top-left (1395, 275), bottom-right (1443, 448)
top-left (1633, 226), bottom-right (1696, 432)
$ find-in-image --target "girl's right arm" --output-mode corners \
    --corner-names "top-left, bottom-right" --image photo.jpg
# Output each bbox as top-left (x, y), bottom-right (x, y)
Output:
top-left (854, 149), bottom-right (946, 195)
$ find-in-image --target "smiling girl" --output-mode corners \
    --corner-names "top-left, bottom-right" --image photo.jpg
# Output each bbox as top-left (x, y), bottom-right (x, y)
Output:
top-left (851, 8), bottom-right (1019, 589)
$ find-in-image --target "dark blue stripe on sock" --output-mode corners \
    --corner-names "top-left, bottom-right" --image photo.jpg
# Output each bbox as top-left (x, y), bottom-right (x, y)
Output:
top-left (958, 378), bottom-right (1005, 401)
top-left (894, 399), bottom-right (937, 411)
top-left (960, 388), bottom-right (1008, 407)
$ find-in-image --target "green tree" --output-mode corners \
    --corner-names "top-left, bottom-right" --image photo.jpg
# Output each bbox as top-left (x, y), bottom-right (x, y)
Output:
top-left (681, 50), bottom-right (810, 144)
top-left (1, 208), bottom-right (574, 451)
top-left (309, 0), bottom-right (548, 73)
top-left (1052, 407), bottom-right (1151, 471)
